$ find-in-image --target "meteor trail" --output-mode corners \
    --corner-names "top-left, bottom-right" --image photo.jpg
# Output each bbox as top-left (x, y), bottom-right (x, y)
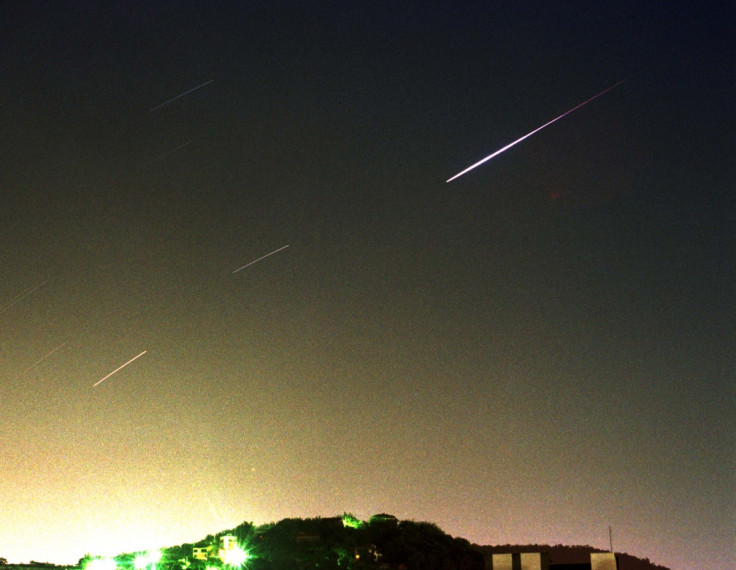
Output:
top-left (1, 280), bottom-right (48, 314)
top-left (11, 343), bottom-right (66, 381)
top-left (139, 139), bottom-right (195, 169)
top-left (233, 245), bottom-right (290, 274)
top-left (446, 78), bottom-right (629, 183)
top-left (93, 350), bottom-right (147, 387)
top-left (150, 79), bottom-right (214, 112)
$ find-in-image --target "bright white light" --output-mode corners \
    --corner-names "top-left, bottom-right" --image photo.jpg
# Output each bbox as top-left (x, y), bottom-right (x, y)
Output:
top-left (134, 551), bottom-right (161, 570)
top-left (86, 558), bottom-right (117, 570)
top-left (223, 547), bottom-right (250, 568)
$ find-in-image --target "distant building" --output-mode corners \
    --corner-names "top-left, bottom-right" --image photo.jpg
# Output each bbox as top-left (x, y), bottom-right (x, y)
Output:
top-left (218, 535), bottom-right (238, 561)
top-left (295, 532), bottom-right (321, 543)
top-left (489, 553), bottom-right (513, 570)
top-left (191, 547), bottom-right (209, 561)
top-left (485, 552), bottom-right (616, 570)
top-left (590, 553), bottom-right (617, 570)
top-left (487, 552), bottom-right (549, 570)
top-left (522, 553), bottom-right (550, 570)
top-left (369, 514), bottom-right (398, 525)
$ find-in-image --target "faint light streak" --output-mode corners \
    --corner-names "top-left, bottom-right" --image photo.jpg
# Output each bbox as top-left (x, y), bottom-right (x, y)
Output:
top-left (150, 79), bottom-right (214, 111)
top-left (11, 343), bottom-right (66, 381)
top-left (232, 245), bottom-right (290, 274)
top-left (446, 78), bottom-right (629, 183)
top-left (138, 140), bottom-right (195, 169)
top-left (0, 280), bottom-right (48, 313)
top-left (93, 350), bottom-right (147, 387)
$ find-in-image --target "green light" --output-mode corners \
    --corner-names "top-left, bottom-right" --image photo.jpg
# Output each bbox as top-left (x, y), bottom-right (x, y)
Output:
top-left (341, 514), bottom-right (365, 529)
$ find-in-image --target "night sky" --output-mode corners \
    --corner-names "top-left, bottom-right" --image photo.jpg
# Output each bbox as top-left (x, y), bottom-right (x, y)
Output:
top-left (2, 3), bottom-right (733, 569)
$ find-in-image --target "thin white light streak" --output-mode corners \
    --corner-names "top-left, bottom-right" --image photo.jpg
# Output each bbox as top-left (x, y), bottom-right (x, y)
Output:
top-left (93, 350), bottom-right (147, 387)
top-left (11, 343), bottom-right (66, 381)
top-left (139, 139), bottom-right (195, 168)
top-left (0, 280), bottom-right (48, 314)
top-left (150, 79), bottom-right (214, 112)
top-left (232, 244), bottom-right (290, 274)
top-left (446, 78), bottom-right (629, 183)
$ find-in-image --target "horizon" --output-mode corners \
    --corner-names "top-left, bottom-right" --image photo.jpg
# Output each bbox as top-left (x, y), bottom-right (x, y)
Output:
top-left (0, 514), bottom-right (653, 568)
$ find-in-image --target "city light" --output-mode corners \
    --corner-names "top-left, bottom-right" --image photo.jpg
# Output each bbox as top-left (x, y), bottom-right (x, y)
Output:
top-left (85, 558), bottom-right (117, 570)
top-left (222, 546), bottom-right (250, 568)
top-left (134, 550), bottom-right (161, 570)
top-left (341, 514), bottom-right (365, 529)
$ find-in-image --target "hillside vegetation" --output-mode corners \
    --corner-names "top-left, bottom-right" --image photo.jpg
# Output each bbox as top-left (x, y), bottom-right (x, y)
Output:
top-left (75, 514), bottom-right (669, 570)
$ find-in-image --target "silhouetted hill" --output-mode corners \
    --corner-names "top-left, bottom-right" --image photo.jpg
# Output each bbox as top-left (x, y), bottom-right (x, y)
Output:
top-left (95, 514), bottom-right (482, 570)
top-left (79, 515), bottom-right (667, 570)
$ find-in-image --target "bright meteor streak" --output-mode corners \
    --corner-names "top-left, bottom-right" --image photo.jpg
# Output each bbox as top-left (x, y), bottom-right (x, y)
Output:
top-left (446, 78), bottom-right (629, 183)
top-left (93, 350), bottom-right (147, 387)
top-left (233, 244), bottom-right (290, 274)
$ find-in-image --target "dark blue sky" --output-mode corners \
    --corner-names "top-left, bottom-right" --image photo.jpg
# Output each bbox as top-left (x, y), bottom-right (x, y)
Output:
top-left (1, 2), bottom-right (733, 569)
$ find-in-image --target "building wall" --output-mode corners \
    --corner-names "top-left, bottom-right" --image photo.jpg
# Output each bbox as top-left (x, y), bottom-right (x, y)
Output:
top-left (220, 535), bottom-right (237, 552)
top-left (192, 548), bottom-right (208, 561)
top-left (521, 552), bottom-right (549, 570)
top-left (590, 552), bottom-right (617, 570)
top-left (488, 553), bottom-right (549, 570)
top-left (486, 550), bottom-right (612, 570)
top-left (490, 553), bottom-right (514, 570)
